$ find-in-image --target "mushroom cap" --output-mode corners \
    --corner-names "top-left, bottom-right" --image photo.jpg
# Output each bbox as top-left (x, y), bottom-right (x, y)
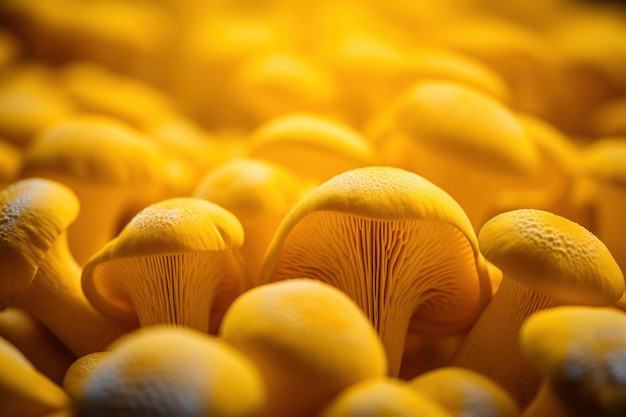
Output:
top-left (0, 178), bottom-right (79, 308)
top-left (219, 278), bottom-right (387, 417)
top-left (21, 115), bottom-right (169, 185)
top-left (262, 166), bottom-right (486, 314)
top-left (81, 197), bottom-right (245, 323)
top-left (478, 209), bottom-right (624, 305)
top-left (63, 351), bottom-right (110, 401)
top-left (408, 367), bottom-right (521, 417)
top-left (247, 112), bottom-right (375, 183)
top-left (220, 278), bottom-right (387, 383)
top-left (583, 137), bottom-right (626, 188)
top-left (319, 377), bottom-right (451, 417)
top-left (77, 326), bottom-right (265, 417)
top-left (393, 80), bottom-right (540, 177)
top-left (193, 157), bottom-right (304, 223)
top-left (521, 306), bottom-right (626, 416)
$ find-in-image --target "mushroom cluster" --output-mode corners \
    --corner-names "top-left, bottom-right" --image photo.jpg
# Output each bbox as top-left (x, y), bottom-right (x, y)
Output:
top-left (1, 0), bottom-right (626, 416)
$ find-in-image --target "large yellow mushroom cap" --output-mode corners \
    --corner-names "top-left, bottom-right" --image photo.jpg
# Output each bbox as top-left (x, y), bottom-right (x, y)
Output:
top-left (76, 326), bottom-right (265, 417)
top-left (478, 208), bottom-right (624, 305)
top-left (0, 178), bottom-right (79, 308)
top-left (261, 166), bottom-right (491, 375)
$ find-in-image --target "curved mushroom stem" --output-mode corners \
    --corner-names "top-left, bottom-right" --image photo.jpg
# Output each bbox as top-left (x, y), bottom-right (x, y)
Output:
top-left (451, 277), bottom-right (561, 407)
top-left (65, 184), bottom-right (131, 266)
top-left (12, 232), bottom-right (133, 357)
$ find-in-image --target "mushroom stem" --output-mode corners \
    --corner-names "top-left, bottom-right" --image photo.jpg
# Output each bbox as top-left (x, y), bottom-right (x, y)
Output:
top-left (12, 232), bottom-right (132, 357)
top-left (64, 183), bottom-right (133, 266)
top-left (451, 277), bottom-right (561, 405)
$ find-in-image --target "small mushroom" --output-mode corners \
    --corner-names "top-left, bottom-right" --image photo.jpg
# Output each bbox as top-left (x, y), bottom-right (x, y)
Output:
top-left (0, 75), bottom-right (74, 147)
top-left (409, 367), bottom-right (521, 417)
top-left (219, 278), bottom-right (388, 417)
top-left (0, 178), bottom-right (132, 357)
top-left (521, 306), bottom-right (626, 417)
top-left (193, 157), bottom-right (305, 285)
top-left (430, 15), bottom-right (556, 117)
top-left (581, 138), bottom-right (626, 285)
top-left (0, 336), bottom-right (72, 417)
top-left (247, 112), bottom-right (375, 187)
top-left (547, 11), bottom-right (626, 136)
top-left (376, 80), bottom-right (541, 229)
top-left (232, 49), bottom-right (341, 124)
top-left (318, 377), bottom-right (451, 417)
top-left (261, 166), bottom-right (492, 376)
top-left (76, 326), bottom-right (265, 417)
top-left (451, 208), bottom-right (624, 406)
top-left (57, 61), bottom-right (176, 131)
top-left (63, 351), bottom-right (110, 401)
top-left (20, 115), bottom-right (174, 265)
top-left (82, 197), bottom-right (248, 333)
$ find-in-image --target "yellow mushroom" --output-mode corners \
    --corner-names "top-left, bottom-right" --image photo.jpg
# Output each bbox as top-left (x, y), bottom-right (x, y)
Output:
top-left (0, 307), bottom-right (75, 385)
top-left (491, 113), bottom-right (585, 226)
top-left (409, 367), bottom-right (521, 417)
top-left (63, 351), bottom-right (110, 401)
top-left (0, 74), bottom-right (74, 147)
top-left (0, 178), bottom-right (132, 357)
top-left (261, 166), bottom-right (492, 376)
top-left (232, 49), bottom-right (341, 124)
top-left (521, 306), bottom-right (626, 417)
top-left (430, 15), bottom-right (556, 117)
top-left (75, 326), bottom-right (265, 417)
top-left (581, 138), bottom-right (626, 285)
top-left (452, 208), bottom-right (624, 406)
top-left (82, 197), bottom-right (248, 333)
top-left (376, 80), bottom-right (541, 230)
top-left (57, 61), bottom-right (177, 131)
top-left (547, 10), bottom-right (626, 136)
top-left (193, 157), bottom-right (305, 285)
top-left (219, 278), bottom-right (388, 417)
top-left (20, 115), bottom-right (174, 265)
top-left (172, 12), bottom-right (295, 128)
top-left (0, 336), bottom-right (72, 417)
top-left (318, 376), bottom-right (452, 417)
top-left (247, 112), bottom-right (375, 187)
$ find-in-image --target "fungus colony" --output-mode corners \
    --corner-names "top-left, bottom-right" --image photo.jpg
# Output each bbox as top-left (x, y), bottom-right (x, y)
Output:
top-left (1, 1), bottom-right (626, 416)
